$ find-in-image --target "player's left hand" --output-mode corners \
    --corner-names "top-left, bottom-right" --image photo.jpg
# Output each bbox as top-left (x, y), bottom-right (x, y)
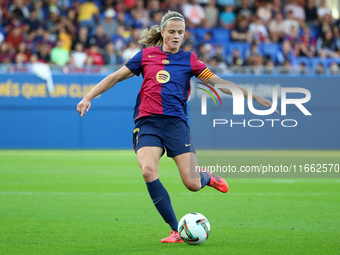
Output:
top-left (255, 95), bottom-right (279, 114)
top-left (77, 96), bottom-right (91, 117)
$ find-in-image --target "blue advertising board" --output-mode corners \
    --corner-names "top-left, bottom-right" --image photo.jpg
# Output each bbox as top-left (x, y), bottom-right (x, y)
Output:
top-left (0, 74), bottom-right (339, 149)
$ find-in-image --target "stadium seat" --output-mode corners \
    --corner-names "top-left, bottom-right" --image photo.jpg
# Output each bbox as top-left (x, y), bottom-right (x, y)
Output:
top-left (293, 57), bottom-right (312, 67)
top-left (310, 57), bottom-right (328, 69)
top-left (192, 28), bottom-right (210, 44)
top-left (225, 42), bottom-right (250, 59)
top-left (327, 58), bottom-right (340, 66)
top-left (212, 28), bottom-right (231, 44)
top-left (259, 43), bottom-right (280, 61)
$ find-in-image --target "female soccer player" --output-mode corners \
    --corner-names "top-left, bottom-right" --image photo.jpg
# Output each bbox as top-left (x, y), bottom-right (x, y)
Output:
top-left (77, 11), bottom-right (275, 243)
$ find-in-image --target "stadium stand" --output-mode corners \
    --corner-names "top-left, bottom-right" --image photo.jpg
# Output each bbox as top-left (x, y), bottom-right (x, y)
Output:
top-left (0, 0), bottom-right (339, 75)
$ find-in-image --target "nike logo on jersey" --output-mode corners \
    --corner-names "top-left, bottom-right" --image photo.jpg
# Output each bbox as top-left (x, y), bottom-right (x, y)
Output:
top-left (185, 144), bottom-right (191, 147)
top-left (148, 55), bottom-right (156, 58)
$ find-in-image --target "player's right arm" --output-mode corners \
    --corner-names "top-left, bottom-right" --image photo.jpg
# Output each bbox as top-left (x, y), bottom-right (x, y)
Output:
top-left (77, 66), bottom-right (135, 117)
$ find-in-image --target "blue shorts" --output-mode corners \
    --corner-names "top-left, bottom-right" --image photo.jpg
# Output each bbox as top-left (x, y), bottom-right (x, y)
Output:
top-left (132, 115), bottom-right (195, 157)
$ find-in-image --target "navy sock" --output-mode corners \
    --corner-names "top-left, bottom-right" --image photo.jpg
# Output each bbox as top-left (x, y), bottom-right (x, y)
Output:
top-left (146, 179), bottom-right (178, 231)
top-left (199, 172), bottom-right (211, 189)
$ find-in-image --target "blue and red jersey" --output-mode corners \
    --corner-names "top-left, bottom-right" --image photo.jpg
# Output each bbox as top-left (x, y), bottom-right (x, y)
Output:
top-left (125, 46), bottom-right (214, 122)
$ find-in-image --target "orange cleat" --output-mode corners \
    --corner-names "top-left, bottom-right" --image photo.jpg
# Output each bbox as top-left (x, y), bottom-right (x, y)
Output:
top-left (201, 168), bottom-right (229, 193)
top-left (161, 230), bottom-right (184, 243)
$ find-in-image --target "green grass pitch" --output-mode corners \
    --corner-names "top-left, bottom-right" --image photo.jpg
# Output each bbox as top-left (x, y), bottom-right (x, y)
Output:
top-left (0, 150), bottom-right (339, 255)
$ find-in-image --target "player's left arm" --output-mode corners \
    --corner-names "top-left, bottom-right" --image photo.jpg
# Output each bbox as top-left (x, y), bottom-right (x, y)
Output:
top-left (203, 74), bottom-right (279, 114)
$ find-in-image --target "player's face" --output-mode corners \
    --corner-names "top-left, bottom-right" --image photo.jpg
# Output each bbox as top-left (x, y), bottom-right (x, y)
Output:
top-left (161, 20), bottom-right (185, 54)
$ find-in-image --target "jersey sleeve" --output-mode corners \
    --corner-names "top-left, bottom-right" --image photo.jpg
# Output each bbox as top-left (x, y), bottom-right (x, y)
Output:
top-left (125, 50), bottom-right (143, 76)
top-left (190, 52), bottom-right (214, 83)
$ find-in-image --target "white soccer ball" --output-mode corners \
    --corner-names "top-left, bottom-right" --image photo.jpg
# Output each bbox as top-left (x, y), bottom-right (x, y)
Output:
top-left (178, 212), bottom-right (210, 245)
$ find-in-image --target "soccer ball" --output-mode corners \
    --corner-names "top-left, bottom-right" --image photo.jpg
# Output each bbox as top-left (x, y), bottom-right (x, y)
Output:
top-left (178, 212), bottom-right (210, 245)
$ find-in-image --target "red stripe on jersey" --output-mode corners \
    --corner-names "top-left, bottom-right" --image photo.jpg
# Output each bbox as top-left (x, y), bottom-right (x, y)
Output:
top-left (138, 47), bottom-right (167, 119)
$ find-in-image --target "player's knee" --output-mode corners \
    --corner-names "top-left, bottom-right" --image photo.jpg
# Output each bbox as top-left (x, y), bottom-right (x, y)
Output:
top-left (141, 165), bottom-right (158, 182)
top-left (184, 180), bottom-right (201, 192)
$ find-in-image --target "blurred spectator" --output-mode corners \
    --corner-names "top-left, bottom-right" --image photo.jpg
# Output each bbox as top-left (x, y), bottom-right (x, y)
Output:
top-left (208, 56), bottom-right (227, 74)
top-left (269, 12), bottom-right (286, 42)
top-left (304, 0), bottom-right (318, 26)
top-left (45, 6), bottom-right (61, 42)
top-left (245, 42), bottom-right (263, 66)
top-left (317, 0), bottom-right (332, 21)
top-left (298, 27), bottom-right (316, 57)
top-left (283, 10), bottom-right (300, 34)
top-left (71, 42), bottom-right (87, 68)
top-left (182, 0), bottom-right (206, 28)
top-left (316, 30), bottom-right (338, 57)
top-left (100, 8), bottom-right (118, 39)
top-left (90, 25), bottom-right (110, 50)
top-left (24, 9), bottom-right (41, 33)
top-left (122, 41), bottom-right (141, 63)
top-left (249, 16), bottom-right (269, 43)
top-left (15, 41), bottom-right (30, 63)
top-left (319, 13), bottom-right (332, 39)
top-left (10, 52), bottom-right (28, 72)
top-left (111, 25), bottom-right (129, 52)
top-left (0, 41), bottom-right (13, 63)
top-left (219, 5), bottom-right (236, 29)
top-left (213, 45), bottom-right (226, 63)
top-left (133, 0), bottom-right (150, 24)
top-left (103, 42), bottom-right (121, 65)
top-left (280, 59), bottom-right (291, 74)
top-left (40, 30), bottom-right (54, 50)
top-left (315, 62), bottom-right (325, 74)
top-left (4, 12), bottom-right (25, 33)
top-left (257, 2), bottom-right (272, 26)
top-left (66, 8), bottom-right (79, 33)
top-left (116, 11), bottom-right (132, 28)
top-left (165, 0), bottom-right (182, 15)
top-left (131, 8), bottom-right (149, 29)
top-left (37, 43), bottom-right (51, 63)
top-left (330, 62), bottom-right (339, 75)
top-left (234, 0), bottom-right (253, 20)
top-left (332, 25), bottom-right (340, 54)
top-left (227, 48), bottom-right (244, 67)
top-left (51, 40), bottom-right (69, 66)
top-left (78, 0), bottom-right (100, 37)
top-left (197, 43), bottom-right (210, 63)
top-left (263, 58), bottom-right (275, 74)
top-left (8, 0), bottom-right (30, 20)
top-left (277, 40), bottom-right (295, 65)
top-left (271, 0), bottom-right (283, 17)
top-left (34, 0), bottom-right (49, 22)
top-left (298, 62), bottom-right (307, 75)
top-left (86, 44), bottom-right (104, 65)
top-left (6, 26), bottom-right (24, 51)
top-left (284, 0), bottom-right (305, 24)
top-left (204, 0), bottom-right (219, 28)
top-left (72, 27), bottom-right (91, 50)
top-left (58, 25), bottom-right (73, 52)
top-left (25, 30), bottom-right (37, 54)
top-left (217, 0), bottom-right (236, 12)
top-left (231, 16), bottom-right (251, 42)
top-left (149, 10), bottom-right (164, 26)
top-left (284, 25), bottom-right (300, 55)
top-left (182, 43), bottom-right (194, 52)
top-left (148, 0), bottom-right (161, 20)
top-left (130, 28), bottom-right (142, 44)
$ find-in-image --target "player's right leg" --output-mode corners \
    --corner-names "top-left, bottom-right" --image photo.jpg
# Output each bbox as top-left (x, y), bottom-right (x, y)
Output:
top-left (173, 152), bottom-right (229, 193)
top-left (136, 146), bottom-right (183, 243)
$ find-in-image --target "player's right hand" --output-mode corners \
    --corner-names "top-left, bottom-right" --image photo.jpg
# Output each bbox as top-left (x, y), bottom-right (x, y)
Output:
top-left (77, 96), bottom-right (91, 117)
